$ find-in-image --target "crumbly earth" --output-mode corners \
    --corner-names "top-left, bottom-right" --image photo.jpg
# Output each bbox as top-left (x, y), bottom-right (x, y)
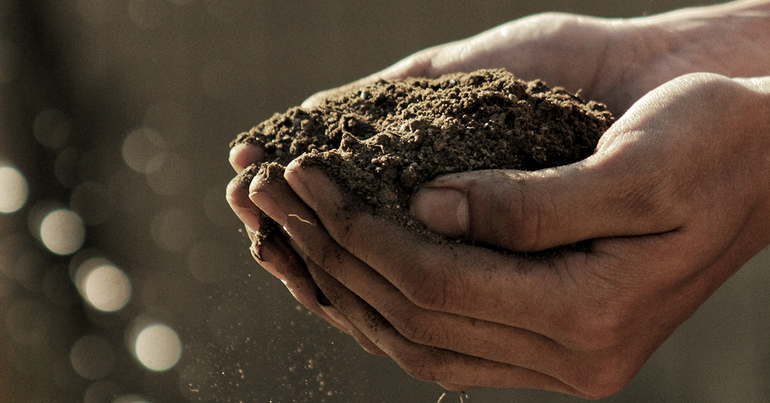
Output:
top-left (231, 69), bottom-right (614, 245)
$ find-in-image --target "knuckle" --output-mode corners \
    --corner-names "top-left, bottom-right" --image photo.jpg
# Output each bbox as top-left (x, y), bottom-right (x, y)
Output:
top-left (564, 302), bottom-right (628, 351)
top-left (400, 267), bottom-right (448, 311)
top-left (622, 172), bottom-right (685, 226)
top-left (504, 182), bottom-right (554, 251)
top-left (389, 309), bottom-right (442, 347)
top-left (602, 146), bottom-right (689, 229)
top-left (570, 354), bottom-right (638, 399)
top-left (396, 350), bottom-right (443, 383)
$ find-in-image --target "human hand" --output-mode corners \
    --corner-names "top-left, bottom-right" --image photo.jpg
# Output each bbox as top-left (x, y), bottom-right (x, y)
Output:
top-left (228, 0), bottom-right (769, 305)
top-left (248, 73), bottom-right (770, 397)
top-left (226, 146), bottom-right (389, 355)
top-left (302, 2), bottom-right (770, 114)
top-left (227, 1), bottom-right (770, 395)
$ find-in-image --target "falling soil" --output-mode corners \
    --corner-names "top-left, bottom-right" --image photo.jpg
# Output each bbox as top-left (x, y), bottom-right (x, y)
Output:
top-left (231, 69), bottom-right (614, 247)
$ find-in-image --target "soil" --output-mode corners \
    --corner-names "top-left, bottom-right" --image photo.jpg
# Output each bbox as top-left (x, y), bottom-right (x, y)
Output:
top-left (231, 69), bottom-right (614, 247)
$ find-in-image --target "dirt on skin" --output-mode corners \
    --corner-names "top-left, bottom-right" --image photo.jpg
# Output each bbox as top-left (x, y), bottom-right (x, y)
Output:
top-left (231, 69), bottom-right (614, 246)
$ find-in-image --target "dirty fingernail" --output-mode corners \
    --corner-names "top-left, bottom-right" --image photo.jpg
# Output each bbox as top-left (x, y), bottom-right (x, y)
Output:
top-left (251, 246), bottom-right (289, 282)
top-left (229, 143), bottom-right (265, 172)
top-left (229, 204), bottom-right (260, 234)
top-left (249, 190), bottom-right (284, 225)
top-left (284, 163), bottom-right (314, 207)
top-left (411, 188), bottom-right (469, 238)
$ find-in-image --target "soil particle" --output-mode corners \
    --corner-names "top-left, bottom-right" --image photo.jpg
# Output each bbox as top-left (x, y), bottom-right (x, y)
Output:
top-left (232, 69), bottom-right (614, 246)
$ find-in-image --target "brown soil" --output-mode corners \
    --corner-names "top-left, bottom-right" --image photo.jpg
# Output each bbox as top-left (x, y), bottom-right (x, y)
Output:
top-left (232, 69), bottom-right (614, 246)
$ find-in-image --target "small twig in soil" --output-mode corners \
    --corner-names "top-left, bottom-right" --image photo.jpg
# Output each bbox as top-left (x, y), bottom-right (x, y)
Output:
top-left (287, 214), bottom-right (316, 226)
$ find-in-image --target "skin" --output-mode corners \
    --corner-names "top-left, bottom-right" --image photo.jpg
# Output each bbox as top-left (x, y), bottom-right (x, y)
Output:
top-left (227, 0), bottom-right (770, 398)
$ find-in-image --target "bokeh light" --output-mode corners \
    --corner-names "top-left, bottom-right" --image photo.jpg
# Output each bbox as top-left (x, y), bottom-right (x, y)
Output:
top-left (75, 256), bottom-right (132, 312)
top-left (82, 264), bottom-right (132, 312)
top-left (134, 323), bottom-right (182, 371)
top-left (113, 395), bottom-right (151, 403)
top-left (70, 335), bottom-right (116, 380)
top-left (145, 152), bottom-right (191, 196)
top-left (122, 128), bottom-right (167, 174)
top-left (74, 255), bottom-right (112, 284)
top-left (0, 166), bottom-right (28, 213)
top-left (143, 102), bottom-right (189, 147)
top-left (82, 380), bottom-right (122, 403)
top-left (39, 209), bottom-right (86, 255)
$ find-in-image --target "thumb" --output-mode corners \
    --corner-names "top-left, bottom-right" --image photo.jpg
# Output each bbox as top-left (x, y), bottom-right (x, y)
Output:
top-left (410, 150), bottom-right (685, 252)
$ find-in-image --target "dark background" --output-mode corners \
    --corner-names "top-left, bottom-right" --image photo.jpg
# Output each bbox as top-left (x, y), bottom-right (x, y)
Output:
top-left (1, 1), bottom-right (769, 402)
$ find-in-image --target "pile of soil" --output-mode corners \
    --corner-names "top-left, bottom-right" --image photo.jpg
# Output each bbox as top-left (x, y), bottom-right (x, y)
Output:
top-left (231, 69), bottom-right (614, 244)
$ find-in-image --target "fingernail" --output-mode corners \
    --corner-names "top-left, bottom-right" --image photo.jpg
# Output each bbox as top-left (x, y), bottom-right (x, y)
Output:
top-left (411, 188), bottom-right (469, 238)
top-left (229, 143), bottom-right (265, 172)
top-left (284, 162), bottom-right (314, 208)
top-left (230, 204), bottom-right (260, 234)
top-left (252, 247), bottom-right (289, 282)
top-left (249, 189), bottom-right (285, 226)
top-left (226, 179), bottom-right (261, 233)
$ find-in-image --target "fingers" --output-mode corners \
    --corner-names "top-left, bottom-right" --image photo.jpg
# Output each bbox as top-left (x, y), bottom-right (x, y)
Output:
top-left (229, 142), bottom-right (264, 173)
top-left (287, 207), bottom-right (573, 379)
top-left (259, 167), bottom-right (568, 368)
top-left (248, 172), bottom-right (386, 353)
top-left (256, 233), bottom-right (372, 342)
top-left (282, 163), bottom-right (584, 334)
top-left (318, 303), bottom-right (387, 356)
top-left (304, 259), bottom-right (584, 395)
top-left (226, 167), bottom-right (262, 234)
top-left (409, 121), bottom-right (689, 252)
top-left (272, 164), bottom-right (664, 396)
top-left (227, 149), bottom-right (372, 340)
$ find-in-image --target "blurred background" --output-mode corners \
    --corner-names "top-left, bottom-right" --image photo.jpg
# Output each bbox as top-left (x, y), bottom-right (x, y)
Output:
top-left (0, 0), bottom-right (768, 402)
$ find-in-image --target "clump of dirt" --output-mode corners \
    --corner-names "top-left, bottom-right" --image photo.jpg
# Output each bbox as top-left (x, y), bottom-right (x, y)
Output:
top-left (232, 69), bottom-right (614, 244)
